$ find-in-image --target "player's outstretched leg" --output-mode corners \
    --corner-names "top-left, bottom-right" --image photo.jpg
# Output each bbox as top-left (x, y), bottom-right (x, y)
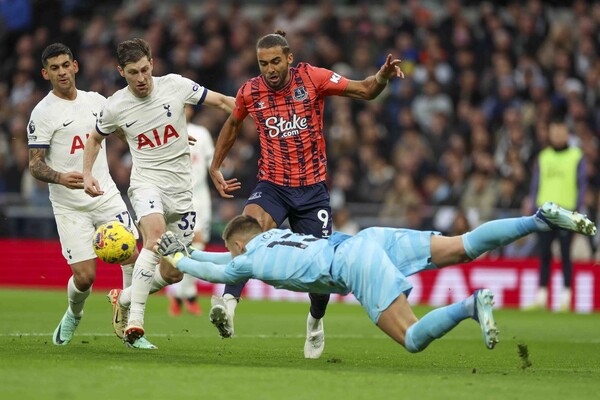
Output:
top-left (304, 312), bottom-right (325, 359)
top-left (535, 202), bottom-right (597, 236)
top-left (209, 295), bottom-right (234, 338)
top-left (108, 288), bottom-right (158, 349)
top-left (52, 309), bottom-right (81, 345)
top-left (460, 202), bottom-right (596, 262)
top-left (400, 289), bottom-right (498, 352)
top-left (473, 289), bottom-right (499, 350)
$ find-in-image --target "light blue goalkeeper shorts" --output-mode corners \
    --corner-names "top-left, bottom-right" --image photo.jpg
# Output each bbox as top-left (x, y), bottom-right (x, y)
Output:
top-left (332, 227), bottom-right (439, 323)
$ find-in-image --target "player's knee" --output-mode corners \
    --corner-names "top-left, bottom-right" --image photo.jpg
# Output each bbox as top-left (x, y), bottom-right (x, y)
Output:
top-left (456, 248), bottom-right (472, 263)
top-left (73, 271), bottom-right (95, 290)
top-left (122, 248), bottom-right (139, 265)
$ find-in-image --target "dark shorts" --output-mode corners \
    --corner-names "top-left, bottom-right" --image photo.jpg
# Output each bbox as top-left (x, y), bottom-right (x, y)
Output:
top-left (246, 180), bottom-right (332, 238)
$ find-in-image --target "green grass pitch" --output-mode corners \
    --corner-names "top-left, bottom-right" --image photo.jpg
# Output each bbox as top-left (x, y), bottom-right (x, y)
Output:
top-left (1, 288), bottom-right (599, 400)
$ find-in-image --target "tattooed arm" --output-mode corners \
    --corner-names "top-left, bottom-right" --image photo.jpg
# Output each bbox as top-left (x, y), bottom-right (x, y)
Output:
top-left (29, 148), bottom-right (84, 189)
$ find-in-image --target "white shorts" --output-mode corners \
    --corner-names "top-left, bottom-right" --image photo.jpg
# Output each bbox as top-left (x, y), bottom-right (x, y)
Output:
top-left (128, 185), bottom-right (195, 245)
top-left (192, 196), bottom-right (211, 243)
top-left (55, 193), bottom-right (139, 265)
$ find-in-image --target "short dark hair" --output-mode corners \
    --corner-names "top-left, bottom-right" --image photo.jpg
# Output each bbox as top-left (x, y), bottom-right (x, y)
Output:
top-left (548, 115), bottom-right (567, 127)
top-left (222, 215), bottom-right (262, 242)
top-left (41, 43), bottom-right (73, 67)
top-left (116, 38), bottom-right (152, 67)
top-left (256, 30), bottom-right (291, 55)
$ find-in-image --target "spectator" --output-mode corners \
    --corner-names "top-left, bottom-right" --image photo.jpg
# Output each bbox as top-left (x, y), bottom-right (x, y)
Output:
top-left (529, 118), bottom-right (587, 311)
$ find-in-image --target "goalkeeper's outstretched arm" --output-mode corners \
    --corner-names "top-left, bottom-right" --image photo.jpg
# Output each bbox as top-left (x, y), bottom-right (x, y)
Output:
top-left (176, 259), bottom-right (237, 284)
top-left (190, 250), bottom-right (232, 264)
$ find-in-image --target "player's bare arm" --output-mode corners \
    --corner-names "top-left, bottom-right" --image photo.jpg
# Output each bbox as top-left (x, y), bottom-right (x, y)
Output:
top-left (82, 128), bottom-right (106, 197)
top-left (203, 90), bottom-right (236, 114)
top-left (209, 114), bottom-right (243, 198)
top-left (29, 148), bottom-right (84, 189)
top-left (343, 54), bottom-right (404, 100)
top-left (113, 127), bottom-right (127, 143)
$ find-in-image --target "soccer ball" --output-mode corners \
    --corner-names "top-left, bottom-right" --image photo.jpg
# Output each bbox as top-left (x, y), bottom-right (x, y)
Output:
top-left (93, 221), bottom-right (136, 264)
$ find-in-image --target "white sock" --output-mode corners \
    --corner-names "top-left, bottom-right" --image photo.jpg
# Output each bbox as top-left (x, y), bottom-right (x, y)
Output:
top-left (67, 276), bottom-right (91, 317)
top-left (120, 286), bottom-right (132, 307)
top-left (117, 264), bottom-right (168, 306)
top-left (223, 293), bottom-right (238, 317)
top-left (165, 281), bottom-right (178, 297)
top-left (121, 263), bottom-right (134, 288)
top-left (129, 248), bottom-right (160, 324)
top-left (307, 313), bottom-right (321, 331)
top-left (180, 274), bottom-right (198, 299)
top-left (149, 264), bottom-right (169, 294)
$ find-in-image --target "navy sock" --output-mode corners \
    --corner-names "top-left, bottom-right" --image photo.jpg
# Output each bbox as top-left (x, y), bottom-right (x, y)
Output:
top-left (309, 293), bottom-right (330, 319)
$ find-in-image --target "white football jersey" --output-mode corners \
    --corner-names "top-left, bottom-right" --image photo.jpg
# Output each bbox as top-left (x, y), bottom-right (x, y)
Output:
top-left (27, 90), bottom-right (120, 214)
top-left (189, 123), bottom-right (214, 205)
top-left (97, 74), bottom-right (207, 193)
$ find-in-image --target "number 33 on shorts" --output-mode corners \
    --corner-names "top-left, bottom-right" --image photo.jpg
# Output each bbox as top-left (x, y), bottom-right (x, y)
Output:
top-left (177, 211), bottom-right (196, 239)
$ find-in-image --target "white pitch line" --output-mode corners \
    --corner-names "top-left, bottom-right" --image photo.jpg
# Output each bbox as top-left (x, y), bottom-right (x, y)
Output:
top-left (2, 332), bottom-right (600, 343)
top-left (0, 332), bottom-right (386, 339)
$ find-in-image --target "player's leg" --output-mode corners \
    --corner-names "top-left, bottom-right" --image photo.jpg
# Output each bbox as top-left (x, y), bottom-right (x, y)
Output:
top-left (210, 203), bottom-right (277, 338)
top-left (558, 230), bottom-right (574, 311)
top-left (108, 250), bottom-right (138, 340)
top-left (289, 182), bottom-right (332, 359)
top-left (124, 212), bottom-right (165, 343)
top-left (125, 188), bottom-right (197, 344)
top-left (53, 259), bottom-right (95, 345)
top-left (531, 230), bottom-right (553, 309)
top-left (209, 183), bottom-right (283, 338)
top-left (180, 274), bottom-right (201, 314)
top-left (52, 213), bottom-right (97, 345)
top-left (168, 203), bottom-right (209, 316)
top-left (93, 200), bottom-right (156, 348)
top-left (166, 281), bottom-right (183, 316)
top-left (431, 202), bottom-right (597, 268)
top-left (377, 290), bottom-right (498, 352)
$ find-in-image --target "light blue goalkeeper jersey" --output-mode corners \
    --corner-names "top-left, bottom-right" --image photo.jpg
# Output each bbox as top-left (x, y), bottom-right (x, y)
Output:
top-left (177, 229), bottom-right (353, 295)
top-left (176, 227), bottom-right (437, 323)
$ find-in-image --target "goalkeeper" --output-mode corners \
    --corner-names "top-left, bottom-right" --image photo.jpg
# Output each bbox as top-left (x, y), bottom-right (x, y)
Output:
top-left (155, 202), bottom-right (596, 354)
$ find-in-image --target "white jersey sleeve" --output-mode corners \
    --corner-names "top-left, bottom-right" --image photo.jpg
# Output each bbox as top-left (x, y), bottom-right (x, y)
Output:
top-left (27, 90), bottom-right (120, 214)
top-left (189, 123), bottom-right (214, 236)
top-left (189, 123), bottom-right (214, 200)
top-left (97, 74), bottom-right (208, 193)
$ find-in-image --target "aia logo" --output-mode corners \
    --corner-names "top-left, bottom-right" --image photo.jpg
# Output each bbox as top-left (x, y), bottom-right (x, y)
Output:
top-left (164, 104), bottom-right (172, 117)
top-left (70, 133), bottom-right (102, 154)
top-left (137, 124), bottom-right (180, 149)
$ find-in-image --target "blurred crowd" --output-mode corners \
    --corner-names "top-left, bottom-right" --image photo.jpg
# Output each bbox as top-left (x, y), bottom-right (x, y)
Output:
top-left (1, 0), bottom-right (600, 257)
